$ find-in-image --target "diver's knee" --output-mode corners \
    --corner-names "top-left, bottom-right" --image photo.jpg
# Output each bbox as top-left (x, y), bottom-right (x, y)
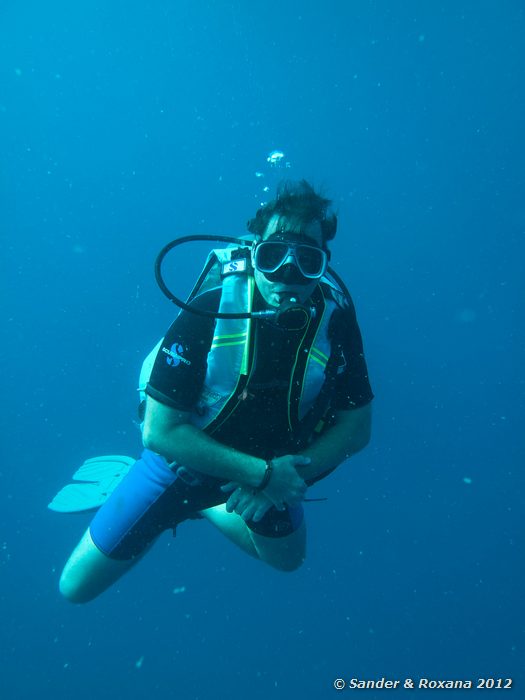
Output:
top-left (277, 557), bottom-right (305, 572)
top-left (59, 570), bottom-right (97, 604)
top-left (58, 528), bottom-right (116, 603)
top-left (265, 552), bottom-right (305, 572)
top-left (251, 524), bottom-right (306, 572)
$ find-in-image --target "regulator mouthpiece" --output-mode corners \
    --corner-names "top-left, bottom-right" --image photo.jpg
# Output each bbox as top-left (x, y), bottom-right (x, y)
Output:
top-left (274, 296), bottom-right (312, 330)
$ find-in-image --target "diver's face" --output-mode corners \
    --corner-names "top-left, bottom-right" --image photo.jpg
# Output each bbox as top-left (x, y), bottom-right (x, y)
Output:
top-left (253, 215), bottom-right (325, 308)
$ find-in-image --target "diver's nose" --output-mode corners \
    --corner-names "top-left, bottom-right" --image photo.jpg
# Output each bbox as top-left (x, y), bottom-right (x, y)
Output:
top-left (278, 263), bottom-right (307, 285)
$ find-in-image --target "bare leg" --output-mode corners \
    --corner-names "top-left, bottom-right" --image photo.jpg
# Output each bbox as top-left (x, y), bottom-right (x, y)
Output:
top-left (200, 505), bottom-right (306, 571)
top-left (249, 521), bottom-right (306, 571)
top-left (200, 505), bottom-right (259, 557)
top-left (60, 509), bottom-right (305, 603)
top-left (59, 529), bottom-right (142, 603)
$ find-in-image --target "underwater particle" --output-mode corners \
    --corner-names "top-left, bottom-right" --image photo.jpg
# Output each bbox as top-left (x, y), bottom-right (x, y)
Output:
top-left (254, 171), bottom-right (264, 178)
top-left (463, 477), bottom-right (472, 485)
top-left (172, 586), bottom-right (186, 594)
top-left (14, 68), bottom-right (22, 76)
top-left (1, 541), bottom-right (10, 563)
top-left (267, 150), bottom-right (285, 166)
top-left (266, 149), bottom-right (291, 169)
top-left (135, 655), bottom-right (145, 669)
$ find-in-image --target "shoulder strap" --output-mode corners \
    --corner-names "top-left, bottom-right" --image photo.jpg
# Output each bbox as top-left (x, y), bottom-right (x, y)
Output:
top-left (292, 288), bottom-right (347, 450)
top-left (292, 339), bottom-right (343, 450)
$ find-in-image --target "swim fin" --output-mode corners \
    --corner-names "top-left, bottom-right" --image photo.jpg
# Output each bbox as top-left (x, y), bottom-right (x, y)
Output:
top-left (48, 455), bottom-right (135, 513)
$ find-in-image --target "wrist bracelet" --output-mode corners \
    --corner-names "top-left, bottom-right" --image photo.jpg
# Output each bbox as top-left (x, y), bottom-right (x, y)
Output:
top-left (255, 459), bottom-right (273, 492)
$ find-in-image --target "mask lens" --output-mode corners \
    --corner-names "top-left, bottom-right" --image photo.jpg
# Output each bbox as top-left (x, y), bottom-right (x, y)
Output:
top-left (296, 245), bottom-right (326, 277)
top-left (255, 242), bottom-right (288, 272)
top-left (254, 241), bottom-right (327, 279)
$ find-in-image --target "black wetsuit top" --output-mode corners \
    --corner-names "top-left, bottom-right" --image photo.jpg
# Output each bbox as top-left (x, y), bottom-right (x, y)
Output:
top-left (146, 287), bottom-right (373, 459)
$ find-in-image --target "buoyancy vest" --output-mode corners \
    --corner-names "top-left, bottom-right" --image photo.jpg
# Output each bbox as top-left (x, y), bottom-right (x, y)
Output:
top-left (139, 246), bottom-right (347, 444)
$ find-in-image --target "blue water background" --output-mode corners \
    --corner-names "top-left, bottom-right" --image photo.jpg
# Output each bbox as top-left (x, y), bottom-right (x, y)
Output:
top-left (1, 1), bottom-right (523, 698)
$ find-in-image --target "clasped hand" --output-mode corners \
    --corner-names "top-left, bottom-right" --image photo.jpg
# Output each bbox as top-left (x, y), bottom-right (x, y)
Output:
top-left (221, 454), bottom-right (310, 523)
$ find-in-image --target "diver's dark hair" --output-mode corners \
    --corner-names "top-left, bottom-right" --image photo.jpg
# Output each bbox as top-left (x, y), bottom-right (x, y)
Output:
top-left (247, 179), bottom-right (337, 247)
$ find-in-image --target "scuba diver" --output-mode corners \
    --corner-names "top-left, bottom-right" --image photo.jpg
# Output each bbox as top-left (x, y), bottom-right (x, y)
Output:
top-left (52, 179), bottom-right (373, 603)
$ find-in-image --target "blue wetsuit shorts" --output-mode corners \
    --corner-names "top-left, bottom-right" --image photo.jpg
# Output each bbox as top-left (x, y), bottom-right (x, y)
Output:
top-left (90, 449), bottom-right (304, 560)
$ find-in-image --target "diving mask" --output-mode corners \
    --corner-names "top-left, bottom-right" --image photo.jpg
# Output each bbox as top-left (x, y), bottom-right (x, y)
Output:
top-left (252, 240), bottom-right (328, 282)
